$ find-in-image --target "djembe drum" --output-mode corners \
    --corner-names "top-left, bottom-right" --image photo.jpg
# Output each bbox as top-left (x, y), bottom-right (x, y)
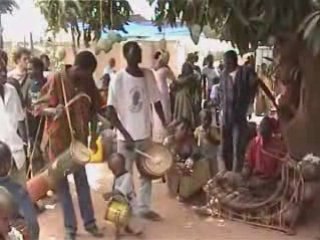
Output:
top-left (27, 140), bottom-right (90, 202)
top-left (135, 143), bottom-right (173, 179)
top-left (48, 140), bottom-right (90, 181)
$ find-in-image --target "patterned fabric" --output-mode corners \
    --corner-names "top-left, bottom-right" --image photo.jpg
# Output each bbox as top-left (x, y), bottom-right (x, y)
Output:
top-left (245, 136), bottom-right (286, 178)
top-left (40, 68), bottom-right (102, 161)
top-left (7, 228), bottom-right (24, 240)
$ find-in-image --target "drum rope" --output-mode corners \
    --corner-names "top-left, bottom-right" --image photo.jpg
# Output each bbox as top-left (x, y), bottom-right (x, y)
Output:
top-left (60, 73), bottom-right (75, 142)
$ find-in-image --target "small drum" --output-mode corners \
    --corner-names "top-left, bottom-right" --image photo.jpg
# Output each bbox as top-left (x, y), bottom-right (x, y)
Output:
top-left (26, 170), bottom-right (51, 203)
top-left (136, 143), bottom-right (173, 179)
top-left (104, 199), bottom-right (131, 227)
top-left (48, 140), bottom-right (89, 182)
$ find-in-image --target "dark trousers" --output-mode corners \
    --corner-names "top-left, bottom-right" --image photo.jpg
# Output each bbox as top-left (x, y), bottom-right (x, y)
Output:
top-left (57, 166), bottom-right (96, 233)
top-left (221, 121), bottom-right (248, 172)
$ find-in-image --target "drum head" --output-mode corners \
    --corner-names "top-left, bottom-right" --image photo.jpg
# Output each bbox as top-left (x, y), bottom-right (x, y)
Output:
top-left (71, 140), bottom-right (90, 164)
top-left (142, 143), bottom-right (173, 177)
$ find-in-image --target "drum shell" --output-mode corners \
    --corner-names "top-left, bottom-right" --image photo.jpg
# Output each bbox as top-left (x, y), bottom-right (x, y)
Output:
top-left (48, 140), bottom-right (89, 182)
top-left (136, 143), bottom-right (173, 180)
top-left (104, 200), bottom-right (131, 226)
top-left (26, 170), bottom-right (51, 203)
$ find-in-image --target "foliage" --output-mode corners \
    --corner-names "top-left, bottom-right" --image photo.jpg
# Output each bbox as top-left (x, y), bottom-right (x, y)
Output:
top-left (35, 0), bottom-right (132, 47)
top-left (0, 0), bottom-right (18, 14)
top-left (148, 0), bottom-right (318, 53)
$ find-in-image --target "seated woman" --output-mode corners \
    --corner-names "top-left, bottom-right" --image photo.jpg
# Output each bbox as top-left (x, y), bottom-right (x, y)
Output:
top-left (242, 116), bottom-right (287, 189)
top-left (164, 119), bottom-right (210, 200)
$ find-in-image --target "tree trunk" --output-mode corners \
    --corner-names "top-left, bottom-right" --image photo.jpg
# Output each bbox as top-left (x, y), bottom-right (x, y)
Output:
top-left (0, 14), bottom-right (3, 49)
top-left (278, 39), bottom-right (320, 159)
top-left (71, 27), bottom-right (77, 56)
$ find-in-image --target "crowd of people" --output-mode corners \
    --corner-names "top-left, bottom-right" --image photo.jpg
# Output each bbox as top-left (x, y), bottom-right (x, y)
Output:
top-left (0, 41), bottom-right (286, 240)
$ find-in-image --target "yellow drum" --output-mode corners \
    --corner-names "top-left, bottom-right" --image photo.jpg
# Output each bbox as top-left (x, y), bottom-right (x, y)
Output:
top-left (104, 199), bottom-right (131, 227)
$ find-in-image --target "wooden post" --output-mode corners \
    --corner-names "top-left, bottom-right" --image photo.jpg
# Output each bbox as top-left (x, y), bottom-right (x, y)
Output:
top-left (29, 32), bottom-right (34, 51)
top-left (0, 14), bottom-right (3, 49)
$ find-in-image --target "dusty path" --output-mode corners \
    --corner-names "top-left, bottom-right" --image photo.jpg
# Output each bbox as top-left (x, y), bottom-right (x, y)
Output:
top-left (39, 164), bottom-right (319, 240)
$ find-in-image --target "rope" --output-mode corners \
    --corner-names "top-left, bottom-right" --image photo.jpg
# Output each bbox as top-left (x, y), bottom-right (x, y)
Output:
top-left (60, 74), bottom-right (75, 141)
top-left (26, 116), bottom-right (44, 178)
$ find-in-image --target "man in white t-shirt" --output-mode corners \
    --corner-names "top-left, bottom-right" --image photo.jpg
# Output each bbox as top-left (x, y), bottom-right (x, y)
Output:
top-left (0, 53), bottom-right (27, 186)
top-left (106, 41), bottom-right (166, 221)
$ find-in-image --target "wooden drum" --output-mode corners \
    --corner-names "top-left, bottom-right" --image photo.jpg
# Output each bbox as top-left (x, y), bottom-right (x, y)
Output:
top-left (104, 199), bottom-right (131, 227)
top-left (48, 140), bottom-right (90, 182)
top-left (136, 143), bottom-right (173, 179)
top-left (26, 170), bottom-right (51, 203)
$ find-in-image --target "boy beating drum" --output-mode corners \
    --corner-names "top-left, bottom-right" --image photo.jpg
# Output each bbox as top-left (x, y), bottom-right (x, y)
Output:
top-left (103, 153), bottom-right (144, 238)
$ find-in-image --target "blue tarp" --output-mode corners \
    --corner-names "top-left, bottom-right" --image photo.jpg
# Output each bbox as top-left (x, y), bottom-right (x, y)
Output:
top-left (101, 22), bottom-right (190, 40)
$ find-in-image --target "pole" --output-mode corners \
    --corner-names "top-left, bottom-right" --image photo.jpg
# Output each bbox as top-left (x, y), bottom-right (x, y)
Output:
top-left (29, 32), bottom-right (34, 51)
top-left (0, 14), bottom-right (3, 49)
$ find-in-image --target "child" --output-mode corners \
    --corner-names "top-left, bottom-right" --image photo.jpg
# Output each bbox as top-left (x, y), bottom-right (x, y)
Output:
top-left (194, 109), bottom-right (221, 176)
top-left (103, 153), bottom-right (143, 236)
top-left (0, 142), bottom-right (39, 240)
top-left (0, 187), bottom-right (27, 240)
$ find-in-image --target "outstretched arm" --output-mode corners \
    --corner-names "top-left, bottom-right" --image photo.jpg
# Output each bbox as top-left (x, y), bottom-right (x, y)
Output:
top-left (105, 106), bottom-right (133, 143)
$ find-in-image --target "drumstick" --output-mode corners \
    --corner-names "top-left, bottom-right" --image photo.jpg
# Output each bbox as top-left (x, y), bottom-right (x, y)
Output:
top-left (134, 148), bottom-right (154, 161)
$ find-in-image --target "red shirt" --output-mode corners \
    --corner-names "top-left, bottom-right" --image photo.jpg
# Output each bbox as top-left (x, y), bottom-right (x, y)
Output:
top-left (245, 135), bottom-right (286, 178)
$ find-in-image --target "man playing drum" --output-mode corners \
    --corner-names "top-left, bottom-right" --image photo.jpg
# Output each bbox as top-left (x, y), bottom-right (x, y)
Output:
top-left (39, 51), bottom-right (104, 240)
top-left (106, 41), bottom-right (167, 221)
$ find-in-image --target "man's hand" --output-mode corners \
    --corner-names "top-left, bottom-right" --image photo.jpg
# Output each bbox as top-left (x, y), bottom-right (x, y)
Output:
top-left (53, 104), bottom-right (64, 120)
top-left (12, 219), bottom-right (30, 239)
top-left (124, 133), bottom-right (134, 150)
top-left (103, 192), bottom-right (113, 201)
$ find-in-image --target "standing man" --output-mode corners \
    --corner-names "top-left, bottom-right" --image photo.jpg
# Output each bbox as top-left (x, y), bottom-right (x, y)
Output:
top-left (103, 57), bottom-right (116, 76)
top-left (26, 57), bottom-right (47, 175)
top-left (0, 50), bottom-right (27, 186)
top-left (106, 41), bottom-right (166, 221)
top-left (39, 51), bottom-right (103, 240)
top-left (40, 54), bottom-right (51, 78)
top-left (202, 54), bottom-right (220, 99)
top-left (220, 50), bottom-right (257, 172)
top-left (7, 47), bottom-right (31, 106)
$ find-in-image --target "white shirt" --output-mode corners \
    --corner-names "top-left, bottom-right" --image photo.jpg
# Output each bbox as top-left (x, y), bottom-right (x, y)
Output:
top-left (203, 66), bottom-right (219, 89)
top-left (210, 83), bottom-right (221, 105)
top-left (107, 69), bottom-right (161, 141)
top-left (0, 84), bottom-right (26, 169)
top-left (8, 69), bottom-right (26, 84)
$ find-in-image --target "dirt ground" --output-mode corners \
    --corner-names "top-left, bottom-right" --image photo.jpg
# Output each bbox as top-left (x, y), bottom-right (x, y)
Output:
top-left (38, 163), bottom-right (320, 240)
